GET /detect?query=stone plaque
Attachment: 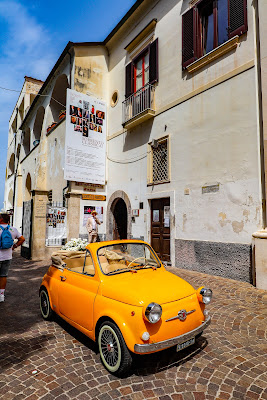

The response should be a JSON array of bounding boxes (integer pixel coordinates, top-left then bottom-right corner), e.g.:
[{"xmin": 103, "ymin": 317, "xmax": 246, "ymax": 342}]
[
  {"xmin": 35, "ymin": 198, "xmax": 47, "ymax": 218},
  {"xmin": 202, "ymin": 184, "xmax": 219, "ymax": 194}
]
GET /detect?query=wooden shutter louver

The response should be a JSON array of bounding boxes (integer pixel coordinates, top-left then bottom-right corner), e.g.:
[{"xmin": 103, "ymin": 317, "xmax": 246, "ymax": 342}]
[
  {"xmin": 229, "ymin": 0, "xmax": 247, "ymax": 39},
  {"xmin": 125, "ymin": 62, "xmax": 133, "ymax": 98},
  {"xmin": 182, "ymin": 7, "xmax": 197, "ymax": 69},
  {"xmin": 149, "ymin": 38, "xmax": 159, "ymax": 84}
]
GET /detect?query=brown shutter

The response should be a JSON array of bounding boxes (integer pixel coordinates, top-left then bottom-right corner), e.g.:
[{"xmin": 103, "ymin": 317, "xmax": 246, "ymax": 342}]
[
  {"xmin": 125, "ymin": 62, "xmax": 133, "ymax": 98},
  {"xmin": 228, "ymin": 0, "xmax": 247, "ymax": 39},
  {"xmin": 149, "ymin": 38, "xmax": 158, "ymax": 84},
  {"xmin": 182, "ymin": 7, "xmax": 197, "ymax": 69}
]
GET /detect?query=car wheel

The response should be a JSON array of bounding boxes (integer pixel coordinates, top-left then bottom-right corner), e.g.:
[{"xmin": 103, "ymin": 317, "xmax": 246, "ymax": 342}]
[
  {"xmin": 98, "ymin": 321, "xmax": 132, "ymax": 376},
  {"xmin": 40, "ymin": 288, "xmax": 53, "ymax": 320}
]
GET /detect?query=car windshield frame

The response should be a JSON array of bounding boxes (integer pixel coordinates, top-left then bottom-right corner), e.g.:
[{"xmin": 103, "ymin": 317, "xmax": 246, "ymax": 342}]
[{"xmin": 97, "ymin": 242, "xmax": 162, "ymax": 276}]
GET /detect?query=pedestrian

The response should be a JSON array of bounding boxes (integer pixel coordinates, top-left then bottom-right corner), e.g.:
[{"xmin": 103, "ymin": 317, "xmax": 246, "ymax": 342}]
[
  {"xmin": 0, "ymin": 213, "xmax": 25, "ymax": 302},
  {"xmin": 86, "ymin": 211, "xmax": 102, "ymax": 243}
]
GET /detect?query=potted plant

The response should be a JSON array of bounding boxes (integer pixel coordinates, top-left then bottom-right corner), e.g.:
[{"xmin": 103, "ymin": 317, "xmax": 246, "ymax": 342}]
[
  {"xmin": 59, "ymin": 110, "xmax": 66, "ymax": 120},
  {"xmin": 47, "ymin": 125, "xmax": 52, "ymax": 133},
  {"xmin": 50, "ymin": 121, "xmax": 57, "ymax": 129}
]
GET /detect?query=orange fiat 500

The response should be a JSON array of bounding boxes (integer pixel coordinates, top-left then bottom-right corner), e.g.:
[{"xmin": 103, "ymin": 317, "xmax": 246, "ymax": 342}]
[{"xmin": 40, "ymin": 240, "xmax": 212, "ymax": 376}]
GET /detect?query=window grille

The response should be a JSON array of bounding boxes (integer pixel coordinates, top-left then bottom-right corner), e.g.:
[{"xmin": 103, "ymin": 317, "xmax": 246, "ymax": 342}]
[
  {"xmin": 151, "ymin": 139, "xmax": 169, "ymax": 183},
  {"xmin": 48, "ymin": 190, "xmax": 53, "ymax": 203}
]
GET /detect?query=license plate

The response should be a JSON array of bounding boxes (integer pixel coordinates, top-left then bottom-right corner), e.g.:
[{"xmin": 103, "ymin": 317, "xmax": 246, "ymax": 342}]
[{"xmin": 176, "ymin": 337, "xmax": 195, "ymax": 352}]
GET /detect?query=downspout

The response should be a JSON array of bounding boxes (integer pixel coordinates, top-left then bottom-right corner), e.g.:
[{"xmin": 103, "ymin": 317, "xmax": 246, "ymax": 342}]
[
  {"xmin": 67, "ymin": 50, "xmax": 72, "ymax": 89},
  {"xmin": 12, "ymin": 107, "xmax": 19, "ymax": 225},
  {"xmin": 255, "ymin": 0, "xmax": 266, "ymax": 228}
]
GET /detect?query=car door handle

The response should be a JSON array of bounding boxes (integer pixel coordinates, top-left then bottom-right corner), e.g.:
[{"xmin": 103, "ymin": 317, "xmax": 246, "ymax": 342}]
[{"xmin": 60, "ymin": 275, "xmax": 67, "ymax": 281}]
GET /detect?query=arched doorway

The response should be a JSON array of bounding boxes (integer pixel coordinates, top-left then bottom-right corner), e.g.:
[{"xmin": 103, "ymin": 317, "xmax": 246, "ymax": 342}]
[
  {"xmin": 112, "ymin": 198, "xmax": 127, "ymax": 239},
  {"xmin": 106, "ymin": 191, "xmax": 132, "ymax": 240},
  {"xmin": 25, "ymin": 173, "xmax": 32, "ymax": 201}
]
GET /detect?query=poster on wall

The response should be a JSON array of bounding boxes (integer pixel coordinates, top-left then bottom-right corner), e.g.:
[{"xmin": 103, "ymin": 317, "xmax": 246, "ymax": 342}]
[
  {"xmin": 64, "ymin": 89, "xmax": 107, "ymax": 185},
  {"xmin": 83, "ymin": 206, "xmax": 104, "ymax": 226},
  {"xmin": 46, "ymin": 206, "xmax": 67, "ymax": 245}
]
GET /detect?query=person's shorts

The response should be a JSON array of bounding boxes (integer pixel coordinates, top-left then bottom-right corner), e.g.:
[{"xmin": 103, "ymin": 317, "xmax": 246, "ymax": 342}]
[{"xmin": 0, "ymin": 260, "xmax": 12, "ymax": 277}]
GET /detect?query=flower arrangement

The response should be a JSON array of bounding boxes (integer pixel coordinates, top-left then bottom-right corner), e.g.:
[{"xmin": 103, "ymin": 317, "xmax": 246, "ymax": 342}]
[{"xmin": 61, "ymin": 238, "xmax": 88, "ymax": 252}]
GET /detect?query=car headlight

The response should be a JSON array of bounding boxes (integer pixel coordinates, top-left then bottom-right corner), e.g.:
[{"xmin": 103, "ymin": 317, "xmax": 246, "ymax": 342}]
[
  {"xmin": 199, "ymin": 288, "xmax": 213, "ymax": 304},
  {"xmin": 144, "ymin": 302, "xmax": 162, "ymax": 323}
]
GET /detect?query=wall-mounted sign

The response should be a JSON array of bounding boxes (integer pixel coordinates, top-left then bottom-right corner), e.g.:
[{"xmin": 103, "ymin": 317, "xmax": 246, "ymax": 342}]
[
  {"xmin": 65, "ymin": 89, "xmax": 107, "ymax": 184},
  {"xmin": 202, "ymin": 184, "xmax": 219, "ymax": 194},
  {"xmin": 35, "ymin": 198, "xmax": 47, "ymax": 218},
  {"xmin": 82, "ymin": 194, "xmax": 106, "ymax": 201},
  {"xmin": 83, "ymin": 206, "xmax": 103, "ymax": 225},
  {"xmin": 132, "ymin": 209, "xmax": 139, "ymax": 217},
  {"xmin": 45, "ymin": 206, "xmax": 67, "ymax": 244},
  {"xmin": 75, "ymin": 182, "xmax": 104, "ymax": 189}
]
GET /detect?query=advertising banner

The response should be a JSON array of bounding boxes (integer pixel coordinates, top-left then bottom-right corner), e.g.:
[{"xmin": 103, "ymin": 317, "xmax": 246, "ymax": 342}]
[
  {"xmin": 64, "ymin": 89, "xmax": 107, "ymax": 184},
  {"xmin": 45, "ymin": 205, "xmax": 67, "ymax": 246}
]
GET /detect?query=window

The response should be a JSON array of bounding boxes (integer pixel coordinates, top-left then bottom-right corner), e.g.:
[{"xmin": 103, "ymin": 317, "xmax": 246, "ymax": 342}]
[
  {"xmin": 48, "ymin": 190, "xmax": 53, "ymax": 203},
  {"xmin": 182, "ymin": 0, "xmax": 248, "ymax": 69},
  {"xmin": 134, "ymin": 52, "xmax": 149, "ymax": 92},
  {"xmin": 148, "ymin": 138, "xmax": 169, "ymax": 185},
  {"xmin": 125, "ymin": 38, "xmax": 158, "ymax": 98}
]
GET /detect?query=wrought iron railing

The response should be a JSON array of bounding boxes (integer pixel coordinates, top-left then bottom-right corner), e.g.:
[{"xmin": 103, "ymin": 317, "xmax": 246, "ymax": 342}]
[{"xmin": 122, "ymin": 84, "xmax": 155, "ymax": 125}]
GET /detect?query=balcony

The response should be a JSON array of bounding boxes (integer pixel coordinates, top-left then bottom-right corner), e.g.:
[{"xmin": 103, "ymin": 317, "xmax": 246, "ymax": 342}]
[{"xmin": 122, "ymin": 84, "xmax": 155, "ymax": 129}]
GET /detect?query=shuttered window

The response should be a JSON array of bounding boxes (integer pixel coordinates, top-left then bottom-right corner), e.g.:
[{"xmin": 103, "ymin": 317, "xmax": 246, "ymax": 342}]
[
  {"xmin": 182, "ymin": 7, "xmax": 196, "ymax": 68},
  {"xmin": 229, "ymin": 0, "xmax": 247, "ymax": 38},
  {"xmin": 125, "ymin": 38, "xmax": 159, "ymax": 97},
  {"xmin": 182, "ymin": 0, "xmax": 247, "ymax": 69}
]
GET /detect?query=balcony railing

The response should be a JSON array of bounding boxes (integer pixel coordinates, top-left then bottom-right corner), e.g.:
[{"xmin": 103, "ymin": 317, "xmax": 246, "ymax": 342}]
[{"xmin": 122, "ymin": 84, "xmax": 155, "ymax": 126}]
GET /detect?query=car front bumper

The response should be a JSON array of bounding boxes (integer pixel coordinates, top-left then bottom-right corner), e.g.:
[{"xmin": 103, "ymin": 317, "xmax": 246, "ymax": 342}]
[{"xmin": 134, "ymin": 315, "xmax": 211, "ymax": 354}]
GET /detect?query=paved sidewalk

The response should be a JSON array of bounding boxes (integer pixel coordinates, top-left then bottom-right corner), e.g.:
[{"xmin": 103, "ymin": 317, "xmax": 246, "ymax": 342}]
[{"xmin": 0, "ymin": 252, "xmax": 267, "ymax": 400}]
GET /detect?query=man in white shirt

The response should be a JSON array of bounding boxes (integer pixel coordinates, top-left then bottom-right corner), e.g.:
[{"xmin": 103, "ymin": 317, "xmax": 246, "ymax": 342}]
[
  {"xmin": 86, "ymin": 211, "xmax": 102, "ymax": 243},
  {"xmin": 0, "ymin": 213, "xmax": 25, "ymax": 302}
]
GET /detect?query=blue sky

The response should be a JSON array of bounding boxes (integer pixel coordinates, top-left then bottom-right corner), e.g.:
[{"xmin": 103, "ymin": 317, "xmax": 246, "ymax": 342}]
[{"xmin": 0, "ymin": 0, "xmax": 136, "ymax": 210}]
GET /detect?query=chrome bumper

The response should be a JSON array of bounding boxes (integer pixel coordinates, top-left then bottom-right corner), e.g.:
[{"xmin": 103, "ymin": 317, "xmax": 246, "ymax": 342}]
[{"xmin": 134, "ymin": 315, "xmax": 211, "ymax": 354}]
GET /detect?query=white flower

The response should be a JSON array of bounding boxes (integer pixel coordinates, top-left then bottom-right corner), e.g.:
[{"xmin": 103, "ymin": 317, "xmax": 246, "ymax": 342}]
[{"xmin": 61, "ymin": 238, "xmax": 88, "ymax": 251}]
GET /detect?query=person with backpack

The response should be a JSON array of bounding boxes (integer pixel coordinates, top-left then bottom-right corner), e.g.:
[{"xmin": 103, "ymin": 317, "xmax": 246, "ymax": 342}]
[{"xmin": 0, "ymin": 213, "xmax": 25, "ymax": 302}]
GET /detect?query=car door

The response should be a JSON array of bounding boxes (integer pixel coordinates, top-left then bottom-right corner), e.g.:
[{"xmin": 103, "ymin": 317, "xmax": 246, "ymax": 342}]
[{"xmin": 57, "ymin": 250, "xmax": 99, "ymax": 331}]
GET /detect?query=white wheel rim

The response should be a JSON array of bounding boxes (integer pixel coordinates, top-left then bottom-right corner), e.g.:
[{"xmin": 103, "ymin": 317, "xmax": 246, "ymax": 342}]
[
  {"xmin": 40, "ymin": 290, "xmax": 50, "ymax": 319},
  {"xmin": 99, "ymin": 325, "xmax": 122, "ymax": 372}
]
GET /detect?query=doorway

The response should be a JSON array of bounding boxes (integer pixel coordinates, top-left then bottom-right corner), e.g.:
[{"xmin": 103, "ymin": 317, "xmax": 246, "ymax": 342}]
[
  {"xmin": 151, "ymin": 198, "xmax": 170, "ymax": 262},
  {"xmin": 112, "ymin": 198, "xmax": 128, "ymax": 239}
]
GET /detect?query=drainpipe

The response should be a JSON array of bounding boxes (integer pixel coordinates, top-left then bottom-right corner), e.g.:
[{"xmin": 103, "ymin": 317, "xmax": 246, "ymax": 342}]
[
  {"xmin": 255, "ymin": 0, "xmax": 266, "ymax": 228},
  {"xmin": 67, "ymin": 50, "xmax": 72, "ymax": 89},
  {"xmin": 11, "ymin": 107, "xmax": 19, "ymax": 225}
]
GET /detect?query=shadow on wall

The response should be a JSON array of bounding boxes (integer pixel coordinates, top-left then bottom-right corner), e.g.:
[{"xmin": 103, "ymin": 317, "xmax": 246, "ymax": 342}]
[{"xmin": 123, "ymin": 118, "xmax": 153, "ymax": 153}]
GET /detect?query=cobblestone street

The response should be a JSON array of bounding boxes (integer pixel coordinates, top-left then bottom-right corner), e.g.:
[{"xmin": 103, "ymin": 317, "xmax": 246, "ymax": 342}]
[{"xmin": 0, "ymin": 252, "xmax": 267, "ymax": 400}]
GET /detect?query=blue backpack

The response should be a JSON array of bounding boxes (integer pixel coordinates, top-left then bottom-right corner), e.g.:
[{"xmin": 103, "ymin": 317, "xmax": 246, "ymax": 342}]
[{"xmin": 0, "ymin": 225, "xmax": 14, "ymax": 249}]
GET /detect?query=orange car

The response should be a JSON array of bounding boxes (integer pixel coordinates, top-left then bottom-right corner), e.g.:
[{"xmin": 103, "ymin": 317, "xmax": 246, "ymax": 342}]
[{"xmin": 40, "ymin": 240, "xmax": 212, "ymax": 376}]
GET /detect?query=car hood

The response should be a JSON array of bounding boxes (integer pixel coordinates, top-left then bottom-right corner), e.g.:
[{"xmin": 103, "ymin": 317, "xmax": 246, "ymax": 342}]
[{"xmin": 100, "ymin": 268, "xmax": 195, "ymax": 306}]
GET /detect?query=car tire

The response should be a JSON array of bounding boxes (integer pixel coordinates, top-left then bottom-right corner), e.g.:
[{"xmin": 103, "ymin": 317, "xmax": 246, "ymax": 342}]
[
  {"xmin": 40, "ymin": 288, "xmax": 53, "ymax": 320},
  {"xmin": 98, "ymin": 321, "xmax": 132, "ymax": 376}
]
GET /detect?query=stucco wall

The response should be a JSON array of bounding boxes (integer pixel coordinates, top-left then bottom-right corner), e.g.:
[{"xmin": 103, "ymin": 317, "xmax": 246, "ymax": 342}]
[
  {"xmin": 46, "ymin": 120, "xmax": 67, "ymax": 201},
  {"xmin": 74, "ymin": 46, "xmax": 109, "ymax": 100},
  {"xmin": 106, "ymin": 0, "xmax": 261, "ymax": 277}
]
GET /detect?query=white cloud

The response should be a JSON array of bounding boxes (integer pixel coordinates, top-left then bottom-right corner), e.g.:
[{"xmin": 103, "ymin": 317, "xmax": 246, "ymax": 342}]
[{"xmin": 0, "ymin": 1, "xmax": 58, "ymax": 205}]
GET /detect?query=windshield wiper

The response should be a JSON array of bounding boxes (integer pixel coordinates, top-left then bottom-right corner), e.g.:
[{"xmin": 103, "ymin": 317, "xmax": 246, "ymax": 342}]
[
  {"xmin": 131, "ymin": 264, "xmax": 158, "ymax": 271},
  {"xmin": 106, "ymin": 267, "xmax": 137, "ymax": 275}
]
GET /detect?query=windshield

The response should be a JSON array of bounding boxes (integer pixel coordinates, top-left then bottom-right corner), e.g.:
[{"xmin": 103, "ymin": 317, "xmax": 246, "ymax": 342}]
[{"xmin": 97, "ymin": 243, "xmax": 161, "ymax": 275}]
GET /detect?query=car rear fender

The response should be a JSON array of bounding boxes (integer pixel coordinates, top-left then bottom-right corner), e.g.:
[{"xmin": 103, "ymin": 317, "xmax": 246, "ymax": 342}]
[{"xmin": 40, "ymin": 276, "xmax": 58, "ymax": 312}]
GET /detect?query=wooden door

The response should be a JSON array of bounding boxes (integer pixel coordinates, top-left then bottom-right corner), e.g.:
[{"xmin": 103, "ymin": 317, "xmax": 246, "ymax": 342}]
[{"xmin": 151, "ymin": 198, "xmax": 170, "ymax": 262}]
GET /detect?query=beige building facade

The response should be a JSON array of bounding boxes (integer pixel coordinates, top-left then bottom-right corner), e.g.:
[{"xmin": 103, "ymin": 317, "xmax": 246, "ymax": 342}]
[{"xmin": 4, "ymin": 0, "xmax": 267, "ymax": 287}]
